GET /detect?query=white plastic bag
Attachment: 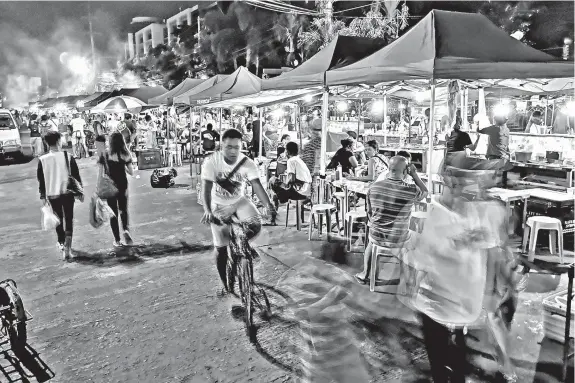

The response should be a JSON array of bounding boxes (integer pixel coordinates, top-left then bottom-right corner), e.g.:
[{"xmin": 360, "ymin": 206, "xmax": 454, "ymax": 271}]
[{"xmin": 41, "ymin": 204, "xmax": 60, "ymax": 231}]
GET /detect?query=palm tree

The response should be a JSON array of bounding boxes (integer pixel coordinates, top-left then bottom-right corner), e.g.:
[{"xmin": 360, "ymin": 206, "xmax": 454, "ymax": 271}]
[
  {"xmin": 273, "ymin": 13, "xmax": 309, "ymax": 66},
  {"xmin": 339, "ymin": 0, "xmax": 409, "ymax": 42}
]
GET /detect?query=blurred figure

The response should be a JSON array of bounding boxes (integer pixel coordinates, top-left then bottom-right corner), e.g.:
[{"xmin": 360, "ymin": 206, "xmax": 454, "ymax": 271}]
[
  {"xmin": 28, "ymin": 113, "xmax": 43, "ymax": 157},
  {"xmin": 70, "ymin": 113, "xmax": 88, "ymax": 157},
  {"xmin": 398, "ymin": 152, "xmax": 516, "ymax": 382},
  {"xmin": 93, "ymin": 114, "xmax": 107, "ymax": 158},
  {"xmin": 525, "ymin": 110, "xmax": 545, "ymax": 134}
]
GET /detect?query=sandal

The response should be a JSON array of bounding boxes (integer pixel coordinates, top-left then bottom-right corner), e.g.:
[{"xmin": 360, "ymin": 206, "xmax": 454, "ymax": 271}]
[{"xmin": 355, "ymin": 274, "xmax": 369, "ymax": 285}]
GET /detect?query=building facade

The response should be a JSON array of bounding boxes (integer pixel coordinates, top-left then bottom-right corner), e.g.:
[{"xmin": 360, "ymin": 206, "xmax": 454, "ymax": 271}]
[{"xmin": 125, "ymin": 2, "xmax": 217, "ymax": 60}]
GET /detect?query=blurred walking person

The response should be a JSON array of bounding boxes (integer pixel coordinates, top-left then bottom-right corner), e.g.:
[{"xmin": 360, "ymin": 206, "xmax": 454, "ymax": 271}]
[
  {"xmin": 93, "ymin": 114, "xmax": 107, "ymax": 157},
  {"xmin": 99, "ymin": 132, "xmax": 134, "ymax": 247},
  {"xmin": 37, "ymin": 131, "xmax": 83, "ymax": 261},
  {"xmin": 28, "ymin": 113, "xmax": 43, "ymax": 157}
]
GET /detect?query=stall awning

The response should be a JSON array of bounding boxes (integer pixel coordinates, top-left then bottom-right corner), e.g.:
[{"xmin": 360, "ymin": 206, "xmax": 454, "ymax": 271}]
[
  {"xmin": 176, "ymin": 67, "xmax": 261, "ymax": 107},
  {"xmin": 148, "ymin": 78, "xmax": 207, "ymax": 105},
  {"xmin": 327, "ymin": 10, "xmax": 574, "ymax": 85},
  {"xmin": 205, "ymin": 89, "xmax": 322, "ymax": 109},
  {"xmin": 173, "ymin": 75, "xmax": 229, "ymax": 105},
  {"xmin": 262, "ymin": 35, "xmax": 384, "ymax": 91},
  {"xmin": 123, "ymin": 86, "xmax": 168, "ymax": 103}
]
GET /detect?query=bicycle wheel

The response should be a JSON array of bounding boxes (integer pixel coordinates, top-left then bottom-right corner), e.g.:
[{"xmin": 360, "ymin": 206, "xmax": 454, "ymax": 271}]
[{"xmin": 240, "ymin": 257, "xmax": 254, "ymax": 339}]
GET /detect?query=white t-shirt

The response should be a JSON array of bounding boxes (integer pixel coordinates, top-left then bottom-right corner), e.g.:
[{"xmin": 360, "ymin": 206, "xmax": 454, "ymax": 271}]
[
  {"xmin": 70, "ymin": 118, "xmax": 86, "ymax": 132},
  {"xmin": 287, "ymin": 156, "xmax": 312, "ymax": 194},
  {"xmin": 201, "ymin": 152, "xmax": 260, "ymax": 206}
]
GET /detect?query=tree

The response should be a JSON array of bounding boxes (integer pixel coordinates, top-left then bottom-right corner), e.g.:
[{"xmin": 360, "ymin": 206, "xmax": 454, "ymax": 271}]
[
  {"xmin": 273, "ymin": 13, "xmax": 310, "ymax": 66},
  {"xmin": 339, "ymin": 0, "xmax": 409, "ymax": 42},
  {"xmin": 298, "ymin": 16, "xmax": 346, "ymax": 59},
  {"xmin": 478, "ymin": 1, "xmax": 544, "ymax": 46}
]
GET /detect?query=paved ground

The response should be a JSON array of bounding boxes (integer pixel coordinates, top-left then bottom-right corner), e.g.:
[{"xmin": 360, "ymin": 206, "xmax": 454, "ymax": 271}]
[{"xmin": 0, "ymin": 156, "xmax": 572, "ymax": 383}]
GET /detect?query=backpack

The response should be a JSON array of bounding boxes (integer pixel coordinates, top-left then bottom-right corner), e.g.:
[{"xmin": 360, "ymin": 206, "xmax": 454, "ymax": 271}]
[{"xmin": 150, "ymin": 168, "xmax": 178, "ymax": 188}]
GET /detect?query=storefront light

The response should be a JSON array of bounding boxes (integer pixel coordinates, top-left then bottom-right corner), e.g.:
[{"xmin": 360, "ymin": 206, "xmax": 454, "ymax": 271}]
[
  {"xmin": 562, "ymin": 100, "xmax": 575, "ymax": 116},
  {"xmin": 372, "ymin": 100, "xmax": 384, "ymax": 114},
  {"xmin": 415, "ymin": 92, "xmax": 426, "ymax": 103},
  {"xmin": 272, "ymin": 108, "xmax": 284, "ymax": 119},
  {"xmin": 337, "ymin": 101, "xmax": 348, "ymax": 112},
  {"xmin": 304, "ymin": 94, "xmax": 314, "ymax": 102},
  {"xmin": 493, "ymin": 103, "xmax": 510, "ymax": 118}
]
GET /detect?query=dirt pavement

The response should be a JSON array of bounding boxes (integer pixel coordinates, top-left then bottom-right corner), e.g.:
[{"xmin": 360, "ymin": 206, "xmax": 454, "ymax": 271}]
[{"xmin": 0, "ymin": 157, "xmax": 572, "ymax": 383}]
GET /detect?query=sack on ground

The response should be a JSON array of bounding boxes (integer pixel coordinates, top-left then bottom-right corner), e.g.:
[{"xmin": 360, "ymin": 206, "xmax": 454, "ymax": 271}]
[
  {"xmin": 41, "ymin": 204, "xmax": 60, "ymax": 230},
  {"xmin": 150, "ymin": 168, "xmax": 177, "ymax": 188}
]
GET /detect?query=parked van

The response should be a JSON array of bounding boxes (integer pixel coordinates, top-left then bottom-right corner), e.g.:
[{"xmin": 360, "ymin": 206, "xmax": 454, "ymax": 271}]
[{"xmin": 0, "ymin": 109, "xmax": 26, "ymax": 160}]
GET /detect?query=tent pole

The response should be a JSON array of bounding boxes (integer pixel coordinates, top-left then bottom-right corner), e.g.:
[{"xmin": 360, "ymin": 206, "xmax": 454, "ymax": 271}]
[
  {"xmin": 460, "ymin": 87, "xmax": 465, "ymax": 129},
  {"xmin": 427, "ymin": 80, "xmax": 436, "ymax": 193},
  {"xmin": 320, "ymin": 89, "xmax": 329, "ymax": 175},
  {"xmin": 551, "ymin": 98, "xmax": 556, "ymax": 128},
  {"xmin": 544, "ymin": 96, "xmax": 549, "ymax": 127},
  {"xmin": 219, "ymin": 108, "xmax": 223, "ymax": 131},
  {"xmin": 166, "ymin": 107, "xmax": 170, "ymax": 165},
  {"xmin": 296, "ymin": 103, "xmax": 303, "ymax": 150},
  {"xmin": 464, "ymin": 88, "xmax": 469, "ymax": 130},
  {"xmin": 258, "ymin": 108, "xmax": 263, "ymax": 158},
  {"xmin": 383, "ymin": 94, "xmax": 388, "ymax": 146},
  {"xmin": 357, "ymin": 99, "xmax": 362, "ymax": 139},
  {"xmin": 189, "ymin": 107, "xmax": 193, "ymax": 173}
]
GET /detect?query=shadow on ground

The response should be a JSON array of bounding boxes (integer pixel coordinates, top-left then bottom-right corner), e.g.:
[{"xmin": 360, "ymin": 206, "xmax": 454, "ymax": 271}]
[
  {"xmin": 0, "ymin": 340, "xmax": 55, "ymax": 383},
  {"xmin": 70, "ymin": 240, "xmax": 212, "ymax": 267}
]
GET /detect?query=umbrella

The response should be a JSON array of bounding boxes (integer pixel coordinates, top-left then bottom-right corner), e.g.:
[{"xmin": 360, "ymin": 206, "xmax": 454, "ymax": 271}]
[{"xmin": 91, "ymin": 96, "xmax": 147, "ymax": 114}]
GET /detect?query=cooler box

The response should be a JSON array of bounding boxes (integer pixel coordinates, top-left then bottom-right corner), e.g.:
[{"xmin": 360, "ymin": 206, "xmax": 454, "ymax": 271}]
[
  {"xmin": 543, "ymin": 289, "xmax": 574, "ymax": 343},
  {"xmin": 137, "ymin": 149, "xmax": 163, "ymax": 170}
]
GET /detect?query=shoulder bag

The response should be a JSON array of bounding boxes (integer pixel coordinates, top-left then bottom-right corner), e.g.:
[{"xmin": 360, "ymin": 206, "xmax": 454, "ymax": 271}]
[
  {"xmin": 216, "ymin": 157, "xmax": 248, "ymax": 194},
  {"xmin": 96, "ymin": 153, "xmax": 119, "ymax": 199},
  {"xmin": 64, "ymin": 151, "xmax": 84, "ymax": 197}
]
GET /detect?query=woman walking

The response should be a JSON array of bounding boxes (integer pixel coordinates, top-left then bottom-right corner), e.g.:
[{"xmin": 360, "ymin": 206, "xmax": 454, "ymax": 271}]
[
  {"xmin": 100, "ymin": 132, "xmax": 134, "ymax": 247},
  {"xmin": 37, "ymin": 131, "xmax": 83, "ymax": 260}
]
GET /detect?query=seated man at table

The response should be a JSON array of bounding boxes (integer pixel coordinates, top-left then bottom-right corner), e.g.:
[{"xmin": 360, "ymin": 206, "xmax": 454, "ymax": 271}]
[
  {"xmin": 269, "ymin": 142, "xmax": 312, "ymax": 210},
  {"xmin": 355, "ymin": 156, "xmax": 427, "ymax": 291}
]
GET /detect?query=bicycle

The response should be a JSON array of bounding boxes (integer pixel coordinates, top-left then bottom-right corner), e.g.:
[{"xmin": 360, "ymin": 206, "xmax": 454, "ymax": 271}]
[
  {"xmin": 72, "ymin": 130, "xmax": 86, "ymax": 159},
  {"xmin": 213, "ymin": 214, "xmax": 273, "ymax": 340},
  {"xmin": 0, "ymin": 279, "xmax": 29, "ymax": 352}
]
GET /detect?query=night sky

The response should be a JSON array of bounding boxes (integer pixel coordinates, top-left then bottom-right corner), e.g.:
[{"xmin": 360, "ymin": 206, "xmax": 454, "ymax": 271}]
[{"xmin": 0, "ymin": 1, "xmax": 572, "ymax": 103}]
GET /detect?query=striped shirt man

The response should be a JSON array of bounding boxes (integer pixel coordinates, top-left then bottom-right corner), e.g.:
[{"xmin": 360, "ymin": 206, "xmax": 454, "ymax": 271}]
[{"xmin": 368, "ymin": 178, "xmax": 425, "ymax": 248}]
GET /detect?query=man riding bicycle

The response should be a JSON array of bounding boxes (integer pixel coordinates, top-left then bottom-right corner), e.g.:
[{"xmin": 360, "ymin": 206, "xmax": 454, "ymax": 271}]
[
  {"xmin": 201, "ymin": 128, "xmax": 276, "ymax": 295},
  {"xmin": 70, "ymin": 113, "xmax": 88, "ymax": 158}
]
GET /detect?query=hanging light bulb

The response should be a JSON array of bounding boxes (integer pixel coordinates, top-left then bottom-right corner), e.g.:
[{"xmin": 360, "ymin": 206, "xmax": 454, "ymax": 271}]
[
  {"xmin": 562, "ymin": 100, "xmax": 575, "ymax": 116},
  {"xmin": 304, "ymin": 94, "xmax": 314, "ymax": 102},
  {"xmin": 415, "ymin": 92, "xmax": 426, "ymax": 103},
  {"xmin": 337, "ymin": 101, "xmax": 348, "ymax": 112}
]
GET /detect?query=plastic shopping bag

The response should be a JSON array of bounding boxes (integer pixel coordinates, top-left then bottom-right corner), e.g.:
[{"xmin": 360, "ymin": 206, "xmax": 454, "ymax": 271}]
[
  {"xmin": 89, "ymin": 194, "xmax": 116, "ymax": 228},
  {"xmin": 41, "ymin": 204, "xmax": 60, "ymax": 231}
]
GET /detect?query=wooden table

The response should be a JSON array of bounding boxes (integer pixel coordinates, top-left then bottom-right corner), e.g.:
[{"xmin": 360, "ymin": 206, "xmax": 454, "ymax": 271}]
[{"xmin": 518, "ymin": 257, "xmax": 574, "ymax": 381}]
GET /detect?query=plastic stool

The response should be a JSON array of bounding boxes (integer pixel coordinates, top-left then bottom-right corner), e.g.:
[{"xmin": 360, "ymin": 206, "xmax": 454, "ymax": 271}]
[
  {"xmin": 308, "ymin": 204, "xmax": 337, "ymax": 241},
  {"xmin": 345, "ymin": 210, "xmax": 367, "ymax": 252},
  {"xmin": 522, "ymin": 216, "xmax": 564, "ymax": 263},
  {"xmin": 285, "ymin": 199, "xmax": 307, "ymax": 231},
  {"xmin": 369, "ymin": 243, "xmax": 400, "ymax": 293}
]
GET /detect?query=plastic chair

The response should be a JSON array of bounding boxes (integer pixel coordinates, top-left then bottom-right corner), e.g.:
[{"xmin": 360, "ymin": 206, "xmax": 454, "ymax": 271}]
[{"xmin": 522, "ymin": 216, "xmax": 564, "ymax": 263}]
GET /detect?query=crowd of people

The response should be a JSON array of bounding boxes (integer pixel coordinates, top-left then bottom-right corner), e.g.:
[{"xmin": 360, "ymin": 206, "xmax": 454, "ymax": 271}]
[{"xmin": 28, "ymin": 101, "xmax": 522, "ymax": 382}]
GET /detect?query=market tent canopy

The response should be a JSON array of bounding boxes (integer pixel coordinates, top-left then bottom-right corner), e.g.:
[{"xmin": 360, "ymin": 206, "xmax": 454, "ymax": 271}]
[
  {"xmin": 148, "ymin": 78, "xmax": 207, "ymax": 105},
  {"xmin": 205, "ymin": 89, "xmax": 321, "ymax": 109},
  {"xmin": 177, "ymin": 67, "xmax": 261, "ymax": 107},
  {"xmin": 262, "ymin": 35, "xmax": 385, "ymax": 91},
  {"xmin": 123, "ymin": 86, "xmax": 167, "ymax": 103},
  {"xmin": 83, "ymin": 91, "xmax": 114, "ymax": 108},
  {"xmin": 326, "ymin": 10, "xmax": 574, "ymax": 85},
  {"xmin": 173, "ymin": 74, "xmax": 229, "ymax": 105}
]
